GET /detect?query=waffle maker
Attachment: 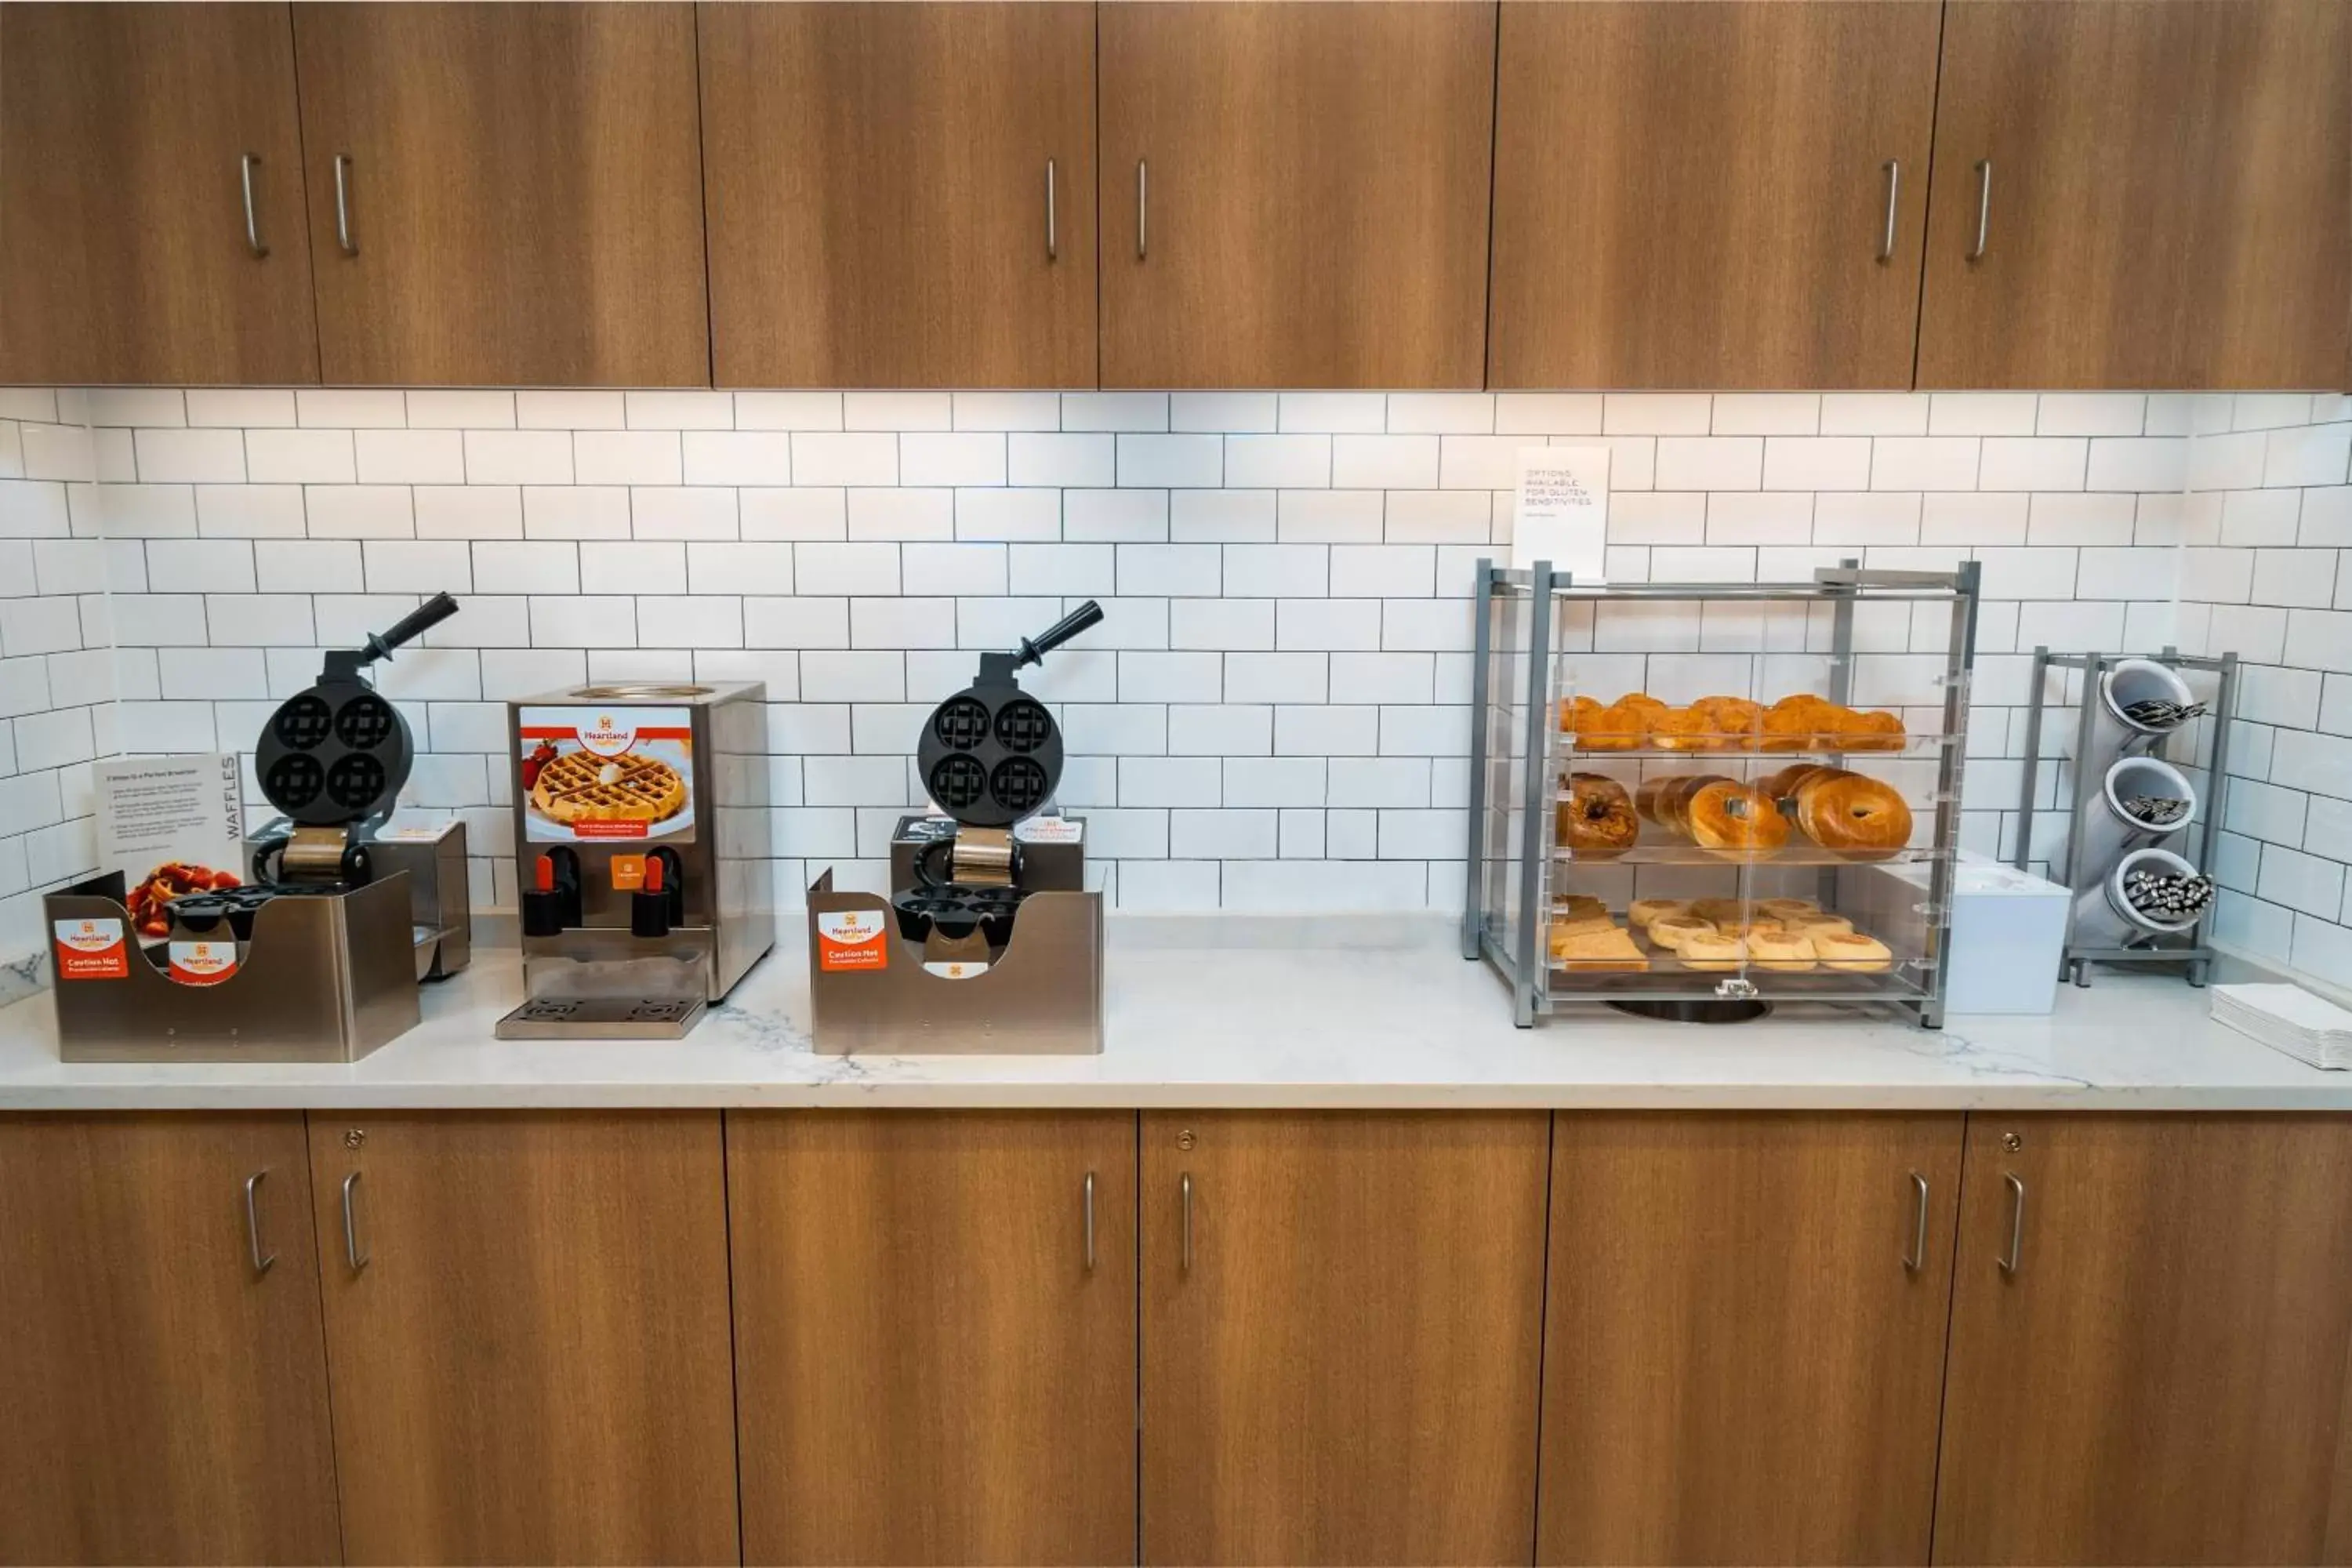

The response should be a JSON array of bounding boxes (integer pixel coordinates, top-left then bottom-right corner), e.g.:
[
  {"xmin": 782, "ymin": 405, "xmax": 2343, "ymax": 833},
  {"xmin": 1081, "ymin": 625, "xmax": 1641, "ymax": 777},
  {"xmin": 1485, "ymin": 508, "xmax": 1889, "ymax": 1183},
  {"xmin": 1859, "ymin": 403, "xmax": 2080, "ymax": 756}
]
[
  {"xmin": 249, "ymin": 592, "xmax": 458, "ymax": 889},
  {"xmin": 42, "ymin": 594, "xmax": 465, "ymax": 1061},
  {"xmin": 894, "ymin": 601, "xmax": 1103, "ymax": 951}
]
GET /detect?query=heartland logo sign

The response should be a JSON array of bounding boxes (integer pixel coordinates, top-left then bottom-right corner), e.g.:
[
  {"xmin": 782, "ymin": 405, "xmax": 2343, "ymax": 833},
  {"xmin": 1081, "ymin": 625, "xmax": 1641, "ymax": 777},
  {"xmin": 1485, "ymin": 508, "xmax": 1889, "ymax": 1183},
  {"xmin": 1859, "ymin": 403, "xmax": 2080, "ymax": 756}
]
[
  {"xmin": 53, "ymin": 917, "xmax": 129, "ymax": 980},
  {"xmin": 576, "ymin": 714, "xmax": 639, "ymax": 757},
  {"xmin": 815, "ymin": 909, "xmax": 889, "ymax": 971}
]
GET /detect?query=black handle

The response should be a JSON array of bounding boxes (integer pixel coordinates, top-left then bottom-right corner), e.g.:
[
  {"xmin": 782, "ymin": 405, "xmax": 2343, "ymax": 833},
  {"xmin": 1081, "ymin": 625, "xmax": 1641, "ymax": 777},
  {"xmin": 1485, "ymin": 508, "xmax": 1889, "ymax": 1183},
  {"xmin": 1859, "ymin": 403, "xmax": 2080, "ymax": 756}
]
[
  {"xmin": 366, "ymin": 592, "xmax": 459, "ymax": 662},
  {"xmin": 1018, "ymin": 601, "xmax": 1104, "ymax": 667}
]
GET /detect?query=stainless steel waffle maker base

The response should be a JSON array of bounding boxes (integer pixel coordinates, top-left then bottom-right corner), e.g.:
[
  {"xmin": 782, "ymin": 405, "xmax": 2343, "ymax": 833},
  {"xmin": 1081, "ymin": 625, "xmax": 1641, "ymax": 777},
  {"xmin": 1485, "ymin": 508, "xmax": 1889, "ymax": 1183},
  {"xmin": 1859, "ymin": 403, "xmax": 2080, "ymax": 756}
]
[{"xmin": 46, "ymin": 597, "xmax": 469, "ymax": 1062}]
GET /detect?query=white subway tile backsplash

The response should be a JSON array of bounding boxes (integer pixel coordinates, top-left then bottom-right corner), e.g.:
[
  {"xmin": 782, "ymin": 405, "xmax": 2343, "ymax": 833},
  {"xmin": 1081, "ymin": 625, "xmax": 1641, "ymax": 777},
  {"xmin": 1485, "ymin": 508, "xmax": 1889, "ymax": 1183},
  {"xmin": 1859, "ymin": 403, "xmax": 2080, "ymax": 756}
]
[
  {"xmin": 1333, "ymin": 434, "xmax": 1438, "ymax": 489},
  {"xmin": 847, "ymin": 488, "xmax": 953, "ymax": 542},
  {"xmin": 245, "ymin": 429, "xmax": 354, "ymax": 484},
  {"xmin": 631, "ymin": 487, "xmax": 739, "ymax": 541},
  {"xmin": 793, "ymin": 432, "xmax": 897, "ymax": 487},
  {"xmin": 1929, "ymin": 393, "xmax": 2038, "ymax": 436},
  {"xmin": 43, "ymin": 383, "xmax": 2336, "ymax": 944}
]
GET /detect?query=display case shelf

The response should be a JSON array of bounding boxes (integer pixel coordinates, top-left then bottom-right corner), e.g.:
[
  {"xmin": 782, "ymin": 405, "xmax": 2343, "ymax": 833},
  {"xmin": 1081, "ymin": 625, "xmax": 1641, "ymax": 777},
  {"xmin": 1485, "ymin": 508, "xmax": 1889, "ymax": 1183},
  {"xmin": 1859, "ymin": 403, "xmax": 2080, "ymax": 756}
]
[
  {"xmin": 1552, "ymin": 844, "xmax": 1947, "ymax": 869},
  {"xmin": 1465, "ymin": 561, "xmax": 1980, "ymax": 1030}
]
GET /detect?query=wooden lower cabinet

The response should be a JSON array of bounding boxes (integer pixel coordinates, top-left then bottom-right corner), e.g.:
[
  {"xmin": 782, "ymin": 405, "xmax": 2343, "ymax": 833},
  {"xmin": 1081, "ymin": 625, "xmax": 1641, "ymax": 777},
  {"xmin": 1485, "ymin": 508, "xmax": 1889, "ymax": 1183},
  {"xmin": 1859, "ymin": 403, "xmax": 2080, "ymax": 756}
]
[
  {"xmin": 1935, "ymin": 1113, "xmax": 2352, "ymax": 1566},
  {"xmin": 1140, "ymin": 1110, "xmax": 1550, "ymax": 1566},
  {"xmin": 306, "ymin": 1111, "xmax": 738, "ymax": 1566},
  {"xmin": 1538, "ymin": 1112, "xmax": 1964, "ymax": 1566},
  {"xmin": 0, "ymin": 1113, "xmax": 340, "ymax": 1566},
  {"xmin": 727, "ymin": 1110, "xmax": 1138, "ymax": 1566}
]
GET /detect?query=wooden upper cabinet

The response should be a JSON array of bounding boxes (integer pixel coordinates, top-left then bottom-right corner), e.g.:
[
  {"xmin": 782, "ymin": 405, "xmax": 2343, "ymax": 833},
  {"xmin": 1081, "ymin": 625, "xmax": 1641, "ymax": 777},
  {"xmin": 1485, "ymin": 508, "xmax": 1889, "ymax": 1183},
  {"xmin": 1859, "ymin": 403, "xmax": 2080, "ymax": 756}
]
[
  {"xmin": 291, "ymin": 3, "xmax": 710, "ymax": 387},
  {"xmin": 1918, "ymin": 0, "xmax": 2352, "ymax": 390},
  {"xmin": 307, "ymin": 1112, "xmax": 739, "ymax": 1566},
  {"xmin": 700, "ymin": 3, "xmax": 1097, "ymax": 389},
  {"xmin": 728, "ymin": 1111, "xmax": 1137, "ymax": 1566},
  {"xmin": 1490, "ymin": 2, "xmax": 1940, "ymax": 390},
  {"xmin": 0, "ymin": 3, "xmax": 319, "ymax": 387},
  {"xmin": 0, "ymin": 1114, "xmax": 340, "ymax": 1566},
  {"xmin": 1141, "ymin": 1111, "xmax": 1549, "ymax": 1566},
  {"xmin": 1936, "ymin": 1114, "xmax": 2352, "ymax": 1565},
  {"xmin": 1538, "ymin": 1113, "xmax": 1964, "ymax": 1566},
  {"xmin": 1098, "ymin": 3, "xmax": 1497, "ymax": 389}
]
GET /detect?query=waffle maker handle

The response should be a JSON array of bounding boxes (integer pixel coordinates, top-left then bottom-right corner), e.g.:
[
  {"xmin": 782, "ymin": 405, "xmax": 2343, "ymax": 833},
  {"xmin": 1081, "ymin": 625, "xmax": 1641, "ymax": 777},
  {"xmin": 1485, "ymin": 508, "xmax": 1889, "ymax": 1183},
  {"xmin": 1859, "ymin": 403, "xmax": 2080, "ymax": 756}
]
[
  {"xmin": 1018, "ymin": 600, "xmax": 1102, "ymax": 669},
  {"xmin": 321, "ymin": 591, "xmax": 459, "ymax": 682}
]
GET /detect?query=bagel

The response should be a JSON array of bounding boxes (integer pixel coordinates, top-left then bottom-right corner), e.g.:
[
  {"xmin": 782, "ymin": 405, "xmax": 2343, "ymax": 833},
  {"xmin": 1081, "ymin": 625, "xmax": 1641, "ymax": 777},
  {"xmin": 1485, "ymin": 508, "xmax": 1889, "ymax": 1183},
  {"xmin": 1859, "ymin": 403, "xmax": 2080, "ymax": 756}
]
[
  {"xmin": 1760, "ymin": 761, "xmax": 1834, "ymax": 801},
  {"xmin": 1558, "ymin": 694, "xmax": 1602, "ymax": 735},
  {"xmin": 1795, "ymin": 770, "xmax": 1913, "ymax": 856},
  {"xmin": 1693, "ymin": 695, "xmax": 1765, "ymax": 745},
  {"xmin": 1577, "ymin": 702, "xmax": 1649, "ymax": 752},
  {"xmin": 1690, "ymin": 897, "xmax": 1755, "ymax": 927},
  {"xmin": 1655, "ymin": 773, "xmax": 1735, "ymax": 837},
  {"xmin": 1759, "ymin": 897, "xmax": 1819, "ymax": 921},
  {"xmin": 1838, "ymin": 707, "xmax": 1907, "ymax": 753},
  {"xmin": 1686, "ymin": 780, "xmax": 1791, "ymax": 853},
  {"xmin": 1648, "ymin": 706, "xmax": 1721, "ymax": 752},
  {"xmin": 1761, "ymin": 695, "xmax": 1835, "ymax": 752},
  {"xmin": 1634, "ymin": 775, "xmax": 1679, "ymax": 825},
  {"xmin": 1557, "ymin": 772, "xmax": 1639, "ymax": 858}
]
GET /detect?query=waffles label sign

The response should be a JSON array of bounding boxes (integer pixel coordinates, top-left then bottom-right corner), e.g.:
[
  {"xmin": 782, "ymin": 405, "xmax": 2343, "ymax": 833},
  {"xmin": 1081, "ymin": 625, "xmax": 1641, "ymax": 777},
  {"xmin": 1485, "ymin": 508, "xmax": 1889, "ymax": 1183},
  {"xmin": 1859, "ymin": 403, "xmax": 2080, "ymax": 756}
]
[{"xmin": 518, "ymin": 706, "xmax": 697, "ymax": 845}]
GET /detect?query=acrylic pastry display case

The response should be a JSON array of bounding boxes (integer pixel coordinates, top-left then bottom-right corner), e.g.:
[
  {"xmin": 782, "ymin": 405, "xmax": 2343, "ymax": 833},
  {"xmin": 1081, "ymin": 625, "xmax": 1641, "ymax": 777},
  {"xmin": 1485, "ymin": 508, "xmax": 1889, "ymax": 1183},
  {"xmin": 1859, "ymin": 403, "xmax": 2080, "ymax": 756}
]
[{"xmin": 1464, "ymin": 561, "xmax": 1980, "ymax": 1028}]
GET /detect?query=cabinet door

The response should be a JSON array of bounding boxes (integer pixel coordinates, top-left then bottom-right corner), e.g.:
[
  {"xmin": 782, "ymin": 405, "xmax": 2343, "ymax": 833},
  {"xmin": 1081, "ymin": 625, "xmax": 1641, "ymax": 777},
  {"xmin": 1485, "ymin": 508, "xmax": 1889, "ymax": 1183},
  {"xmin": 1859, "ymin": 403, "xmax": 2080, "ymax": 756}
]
[
  {"xmin": 1490, "ymin": 2, "xmax": 1938, "ymax": 390},
  {"xmin": 700, "ymin": 3, "xmax": 1096, "ymax": 390},
  {"xmin": 1918, "ymin": 1, "xmax": 2352, "ymax": 390},
  {"xmin": 0, "ymin": 1113, "xmax": 339, "ymax": 1566},
  {"xmin": 292, "ymin": 2, "xmax": 709, "ymax": 387},
  {"xmin": 1099, "ymin": 3, "xmax": 1496, "ymax": 389},
  {"xmin": 1141, "ymin": 1111, "xmax": 1548, "ymax": 1565},
  {"xmin": 1537, "ymin": 1113, "xmax": 1962, "ymax": 1566},
  {"xmin": 0, "ymin": 3, "xmax": 318, "ymax": 386},
  {"xmin": 308, "ymin": 1112, "xmax": 737, "ymax": 1566},
  {"xmin": 1936, "ymin": 1114, "xmax": 2352, "ymax": 1565},
  {"xmin": 728, "ymin": 1111, "xmax": 1136, "ymax": 1566}
]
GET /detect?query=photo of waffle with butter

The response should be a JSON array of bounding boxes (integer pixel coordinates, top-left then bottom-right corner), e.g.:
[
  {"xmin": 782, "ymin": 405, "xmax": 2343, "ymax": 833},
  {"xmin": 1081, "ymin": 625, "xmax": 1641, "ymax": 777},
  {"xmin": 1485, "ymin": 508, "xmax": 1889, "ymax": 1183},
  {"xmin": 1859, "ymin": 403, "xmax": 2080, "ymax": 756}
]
[{"xmin": 528, "ymin": 747, "xmax": 688, "ymax": 826}]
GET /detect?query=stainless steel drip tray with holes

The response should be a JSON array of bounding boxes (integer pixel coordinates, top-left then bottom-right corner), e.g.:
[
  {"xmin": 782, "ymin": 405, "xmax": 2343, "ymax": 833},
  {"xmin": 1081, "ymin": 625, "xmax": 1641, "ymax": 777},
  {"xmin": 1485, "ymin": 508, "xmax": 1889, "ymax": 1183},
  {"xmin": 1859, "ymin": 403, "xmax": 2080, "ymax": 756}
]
[{"xmin": 493, "ymin": 996, "xmax": 707, "ymax": 1040}]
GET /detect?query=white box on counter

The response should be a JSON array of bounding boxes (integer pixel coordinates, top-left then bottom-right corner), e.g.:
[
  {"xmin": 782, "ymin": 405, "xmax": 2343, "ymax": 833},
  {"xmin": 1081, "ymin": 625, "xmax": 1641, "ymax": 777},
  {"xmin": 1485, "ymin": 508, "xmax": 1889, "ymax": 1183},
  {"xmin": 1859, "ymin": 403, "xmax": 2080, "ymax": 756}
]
[{"xmin": 1880, "ymin": 851, "xmax": 2071, "ymax": 1015}]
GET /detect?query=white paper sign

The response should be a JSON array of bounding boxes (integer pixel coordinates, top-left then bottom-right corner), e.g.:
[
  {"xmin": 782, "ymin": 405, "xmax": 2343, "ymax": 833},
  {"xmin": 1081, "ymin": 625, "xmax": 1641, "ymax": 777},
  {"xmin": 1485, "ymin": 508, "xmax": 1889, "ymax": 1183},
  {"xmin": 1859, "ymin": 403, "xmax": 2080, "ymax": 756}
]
[{"xmin": 1510, "ymin": 445, "xmax": 1610, "ymax": 583}]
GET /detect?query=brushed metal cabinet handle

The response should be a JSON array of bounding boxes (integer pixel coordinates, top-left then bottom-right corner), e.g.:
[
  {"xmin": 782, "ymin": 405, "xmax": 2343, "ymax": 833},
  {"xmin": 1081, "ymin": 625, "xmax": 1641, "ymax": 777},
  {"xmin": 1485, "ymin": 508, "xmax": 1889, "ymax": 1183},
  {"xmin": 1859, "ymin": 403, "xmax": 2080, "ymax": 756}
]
[
  {"xmin": 1046, "ymin": 158, "xmax": 1058, "ymax": 262},
  {"xmin": 243, "ymin": 1171, "xmax": 276, "ymax": 1275},
  {"xmin": 1877, "ymin": 159, "xmax": 1900, "ymax": 263},
  {"xmin": 1902, "ymin": 1170, "xmax": 1929, "ymax": 1272},
  {"xmin": 239, "ymin": 154, "xmax": 269, "ymax": 258},
  {"xmin": 332, "ymin": 153, "xmax": 358, "ymax": 256},
  {"xmin": 1136, "ymin": 159, "xmax": 1148, "ymax": 260},
  {"xmin": 1969, "ymin": 159, "xmax": 1992, "ymax": 261},
  {"xmin": 1998, "ymin": 1172, "xmax": 2025, "ymax": 1275},
  {"xmin": 340, "ymin": 1170, "xmax": 368, "ymax": 1271},
  {"xmin": 1082, "ymin": 1169, "xmax": 1095, "ymax": 1271},
  {"xmin": 1178, "ymin": 1170, "xmax": 1191, "ymax": 1272}
]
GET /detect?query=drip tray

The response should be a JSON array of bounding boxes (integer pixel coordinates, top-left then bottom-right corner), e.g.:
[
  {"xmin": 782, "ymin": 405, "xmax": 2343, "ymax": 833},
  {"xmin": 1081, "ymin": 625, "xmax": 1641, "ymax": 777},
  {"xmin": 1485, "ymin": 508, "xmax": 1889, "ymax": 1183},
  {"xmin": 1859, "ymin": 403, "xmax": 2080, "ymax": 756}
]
[{"xmin": 494, "ymin": 996, "xmax": 707, "ymax": 1040}]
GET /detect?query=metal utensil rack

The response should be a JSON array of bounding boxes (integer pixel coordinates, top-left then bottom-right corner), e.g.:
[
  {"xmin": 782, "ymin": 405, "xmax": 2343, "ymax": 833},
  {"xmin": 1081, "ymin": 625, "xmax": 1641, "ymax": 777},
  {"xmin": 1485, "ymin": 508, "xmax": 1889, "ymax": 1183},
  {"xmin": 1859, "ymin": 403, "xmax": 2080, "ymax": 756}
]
[
  {"xmin": 2013, "ymin": 646, "xmax": 2238, "ymax": 988},
  {"xmin": 1463, "ymin": 560, "xmax": 1980, "ymax": 1029}
]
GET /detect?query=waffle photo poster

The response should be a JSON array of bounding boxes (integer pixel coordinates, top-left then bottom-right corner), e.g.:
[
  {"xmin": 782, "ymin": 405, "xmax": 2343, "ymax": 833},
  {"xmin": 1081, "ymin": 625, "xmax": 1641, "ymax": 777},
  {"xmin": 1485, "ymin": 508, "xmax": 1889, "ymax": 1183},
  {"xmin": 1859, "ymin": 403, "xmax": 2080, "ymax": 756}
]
[{"xmin": 517, "ymin": 707, "xmax": 698, "ymax": 844}]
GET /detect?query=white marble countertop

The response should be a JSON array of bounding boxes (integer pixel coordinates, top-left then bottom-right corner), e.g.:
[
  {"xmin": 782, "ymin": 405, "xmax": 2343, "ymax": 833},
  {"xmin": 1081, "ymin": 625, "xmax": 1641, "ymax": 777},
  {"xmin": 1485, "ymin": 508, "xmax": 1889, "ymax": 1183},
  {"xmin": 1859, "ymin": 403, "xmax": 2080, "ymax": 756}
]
[{"xmin": 0, "ymin": 917, "xmax": 2344, "ymax": 1111}]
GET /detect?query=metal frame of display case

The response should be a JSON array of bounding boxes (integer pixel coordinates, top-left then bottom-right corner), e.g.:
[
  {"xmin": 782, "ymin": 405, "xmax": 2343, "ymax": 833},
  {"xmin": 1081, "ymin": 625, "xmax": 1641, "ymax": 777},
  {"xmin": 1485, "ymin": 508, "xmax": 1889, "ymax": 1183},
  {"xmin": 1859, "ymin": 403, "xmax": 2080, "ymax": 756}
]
[
  {"xmin": 1463, "ymin": 559, "xmax": 1981, "ymax": 1029},
  {"xmin": 2013, "ymin": 646, "xmax": 2238, "ymax": 988}
]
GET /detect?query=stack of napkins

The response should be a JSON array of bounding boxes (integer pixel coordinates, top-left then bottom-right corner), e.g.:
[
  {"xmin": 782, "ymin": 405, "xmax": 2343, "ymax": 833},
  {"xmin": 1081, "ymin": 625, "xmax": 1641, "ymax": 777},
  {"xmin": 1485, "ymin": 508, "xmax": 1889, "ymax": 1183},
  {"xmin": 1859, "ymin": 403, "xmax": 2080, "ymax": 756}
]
[{"xmin": 2212, "ymin": 983, "xmax": 2352, "ymax": 1070}]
